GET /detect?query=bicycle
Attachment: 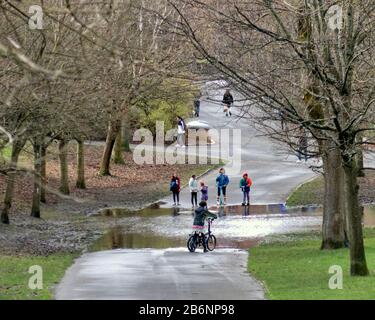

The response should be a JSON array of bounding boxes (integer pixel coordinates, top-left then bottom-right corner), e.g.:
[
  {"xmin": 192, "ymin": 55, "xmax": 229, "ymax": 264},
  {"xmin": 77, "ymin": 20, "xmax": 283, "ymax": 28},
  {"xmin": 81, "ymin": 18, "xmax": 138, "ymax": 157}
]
[{"xmin": 187, "ymin": 218, "xmax": 217, "ymax": 252}]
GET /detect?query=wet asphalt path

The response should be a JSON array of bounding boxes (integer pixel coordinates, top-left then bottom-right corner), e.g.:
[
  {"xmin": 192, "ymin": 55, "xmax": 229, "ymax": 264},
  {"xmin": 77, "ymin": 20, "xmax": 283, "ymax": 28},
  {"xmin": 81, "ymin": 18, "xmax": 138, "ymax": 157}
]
[
  {"xmin": 55, "ymin": 82, "xmax": 318, "ymax": 300},
  {"xmin": 161, "ymin": 82, "xmax": 317, "ymax": 207}
]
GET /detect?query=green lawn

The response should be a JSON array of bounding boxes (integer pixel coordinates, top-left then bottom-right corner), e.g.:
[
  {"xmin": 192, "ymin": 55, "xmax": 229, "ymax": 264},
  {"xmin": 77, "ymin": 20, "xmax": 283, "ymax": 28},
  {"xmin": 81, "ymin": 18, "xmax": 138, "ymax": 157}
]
[
  {"xmin": 286, "ymin": 176, "xmax": 324, "ymax": 207},
  {"xmin": 0, "ymin": 254, "xmax": 76, "ymax": 300},
  {"xmin": 248, "ymin": 229, "xmax": 375, "ymax": 300}
]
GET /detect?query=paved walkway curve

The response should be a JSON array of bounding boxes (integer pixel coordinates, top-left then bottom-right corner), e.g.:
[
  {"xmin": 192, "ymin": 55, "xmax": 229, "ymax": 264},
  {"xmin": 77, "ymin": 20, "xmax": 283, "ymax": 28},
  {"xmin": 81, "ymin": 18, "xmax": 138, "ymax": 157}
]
[{"xmin": 55, "ymin": 82, "xmax": 316, "ymax": 300}]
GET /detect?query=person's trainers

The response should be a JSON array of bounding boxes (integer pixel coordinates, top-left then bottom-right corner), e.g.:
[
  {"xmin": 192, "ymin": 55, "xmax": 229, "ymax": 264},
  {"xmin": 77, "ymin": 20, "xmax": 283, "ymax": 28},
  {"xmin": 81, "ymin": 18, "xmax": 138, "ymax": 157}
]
[{"xmin": 242, "ymin": 203, "xmax": 246, "ymax": 206}]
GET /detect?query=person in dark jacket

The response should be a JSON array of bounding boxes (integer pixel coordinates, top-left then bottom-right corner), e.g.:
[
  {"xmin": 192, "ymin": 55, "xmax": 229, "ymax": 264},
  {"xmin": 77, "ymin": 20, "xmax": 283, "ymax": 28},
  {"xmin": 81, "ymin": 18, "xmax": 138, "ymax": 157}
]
[
  {"xmin": 222, "ymin": 89, "xmax": 234, "ymax": 117},
  {"xmin": 194, "ymin": 97, "xmax": 201, "ymax": 117},
  {"xmin": 170, "ymin": 173, "xmax": 181, "ymax": 206},
  {"xmin": 216, "ymin": 168, "xmax": 230, "ymax": 205},
  {"xmin": 297, "ymin": 129, "xmax": 308, "ymax": 163},
  {"xmin": 192, "ymin": 201, "xmax": 218, "ymax": 252}
]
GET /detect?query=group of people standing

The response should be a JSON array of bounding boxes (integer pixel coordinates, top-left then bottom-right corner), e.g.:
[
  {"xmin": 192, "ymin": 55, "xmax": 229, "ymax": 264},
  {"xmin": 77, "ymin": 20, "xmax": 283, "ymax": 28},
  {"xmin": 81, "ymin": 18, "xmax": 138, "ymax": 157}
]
[{"xmin": 170, "ymin": 168, "xmax": 253, "ymax": 208}]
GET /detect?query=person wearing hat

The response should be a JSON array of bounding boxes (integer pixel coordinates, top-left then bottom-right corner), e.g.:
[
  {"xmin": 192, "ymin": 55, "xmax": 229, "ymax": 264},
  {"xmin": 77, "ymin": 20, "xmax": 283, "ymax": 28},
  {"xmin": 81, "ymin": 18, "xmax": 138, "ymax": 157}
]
[{"xmin": 239, "ymin": 172, "xmax": 253, "ymax": 206}]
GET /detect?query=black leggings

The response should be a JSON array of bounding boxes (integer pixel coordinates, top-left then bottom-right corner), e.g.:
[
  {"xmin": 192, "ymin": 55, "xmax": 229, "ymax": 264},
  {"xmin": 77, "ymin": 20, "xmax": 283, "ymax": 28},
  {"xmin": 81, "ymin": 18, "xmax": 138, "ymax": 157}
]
[
  {"xmin": 173, "ymin": 191, "xmax": 180, "ymax": 203},
  {"xmin": 191, "ymin": 192, "xmax": 198, "ymax": 206}
]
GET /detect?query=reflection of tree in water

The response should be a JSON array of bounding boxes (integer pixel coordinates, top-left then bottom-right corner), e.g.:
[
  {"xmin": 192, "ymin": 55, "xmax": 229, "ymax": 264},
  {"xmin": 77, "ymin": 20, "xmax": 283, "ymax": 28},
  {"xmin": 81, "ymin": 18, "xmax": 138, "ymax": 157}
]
[{"xmin": 109, "ymin": 227, "xmax": 125, "ymax": 249}]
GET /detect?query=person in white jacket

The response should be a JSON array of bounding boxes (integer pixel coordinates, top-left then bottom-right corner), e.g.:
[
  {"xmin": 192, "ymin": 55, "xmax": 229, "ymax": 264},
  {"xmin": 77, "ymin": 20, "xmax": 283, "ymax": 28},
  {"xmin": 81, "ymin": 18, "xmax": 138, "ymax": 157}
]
[
  {"xmin": 176, "ymin": 116, "xmax": 186, "ymax": 148},
  {"xmin": 189, "ymin": 175, "xmax": 199, "ymax": 208}
]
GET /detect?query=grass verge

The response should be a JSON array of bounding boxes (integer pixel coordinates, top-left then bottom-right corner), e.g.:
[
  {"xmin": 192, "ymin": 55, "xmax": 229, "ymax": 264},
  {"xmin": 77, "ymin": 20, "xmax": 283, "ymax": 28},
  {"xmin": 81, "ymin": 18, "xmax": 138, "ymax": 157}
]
[
  {"xmin": 286, "ymin": 176, "xmax": 324, "ymax": 207},
  {"xmin": 0, "ymin": 253, "xmax": 77, "ymax": 300},
  {"xmin": 248, "ymin": 229, "xmax": 375, "ymax": 300}
]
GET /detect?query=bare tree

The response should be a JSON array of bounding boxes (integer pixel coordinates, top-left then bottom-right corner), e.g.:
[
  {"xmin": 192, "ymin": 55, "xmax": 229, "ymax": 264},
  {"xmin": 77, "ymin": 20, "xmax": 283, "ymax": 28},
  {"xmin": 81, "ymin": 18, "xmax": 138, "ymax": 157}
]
[{"xmin": 170, "ymin": 0, "xmax": 375, "ymax": 275}]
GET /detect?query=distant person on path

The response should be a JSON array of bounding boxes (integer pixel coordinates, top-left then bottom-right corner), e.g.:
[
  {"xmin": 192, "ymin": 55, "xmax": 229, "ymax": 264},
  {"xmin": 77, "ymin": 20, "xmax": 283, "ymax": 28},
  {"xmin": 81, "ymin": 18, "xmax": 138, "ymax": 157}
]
[
  {"xmin": 200, "ymin": 181, "xmax": 208, "ymax": 202},
  {"xmin": 297, "ymin": 129, "xmax": 308, "ymax": 163},
  {"xmin": 192, "ymin": 201, "xmax": 218, "ymax": 252},
  {"xmin": 176, "ymin": 116, "xmax": 186, "ymax": 148},
  {"xmin": 170, "ymin": 173, "xmax": 181, "ymax": 206},
  {"xmin": 194, "ymin": 96, "xmax": 201, "ymax": 117},
  {"xmin": 239, "ymin": 172, "xmax": 253, "ymax": 206},
  {"xmin": 216, "ymin": 168, "xmax": 230, "ymax": 205},
  {"xmin": 189, "ymin": 175, "xmax": 199, "ymax": 208},
  {"xmin": 222, "ymin": 89, "xmax": 234, "ymax": 117}
]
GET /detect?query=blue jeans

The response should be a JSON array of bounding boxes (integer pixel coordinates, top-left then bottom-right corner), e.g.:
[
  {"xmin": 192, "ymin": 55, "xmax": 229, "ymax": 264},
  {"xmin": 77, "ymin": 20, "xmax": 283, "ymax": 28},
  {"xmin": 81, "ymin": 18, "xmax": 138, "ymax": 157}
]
[{"xmin": 242, "ymin": 188, "xmax": 250, "ymax": 204}]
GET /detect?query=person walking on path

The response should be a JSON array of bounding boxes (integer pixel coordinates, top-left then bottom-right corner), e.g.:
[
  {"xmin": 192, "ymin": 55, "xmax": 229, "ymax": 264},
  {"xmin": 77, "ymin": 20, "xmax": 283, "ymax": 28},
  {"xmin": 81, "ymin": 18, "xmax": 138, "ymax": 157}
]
[
  {"xmin": 192, "ymin": 201, "xmax": 218, "ymax": 253},
  {"xmin": 239, "ymin": 172, "xmax": 253, "ymax": 206},
  {"xmin": 170, "ymin": 173, "xmax": 181, "ymax": 206},
  {"xmin": 216, "ymin": 168, "xmax": 230, "ymax": 205},
  {"xmin": 177, "ymin": 116, "xmax": 186, "ymax": 148},
  {"xmin": 222, "ymin": 89, "xmax": 234, "ymax": 117},
  {"xmin": 189, "ymin": 175, "xmax": 199, "ymax": 208},
  {"xmin": 200, "ymin": 181, "xmax": 208, "ymax": 203},
  {"xmin": 194, "ymin": 96, "xmax": 201, "ymax": 117},
  {"xmin": 297, "ymin": 129, "xmax": 308, "ymax": 163}
]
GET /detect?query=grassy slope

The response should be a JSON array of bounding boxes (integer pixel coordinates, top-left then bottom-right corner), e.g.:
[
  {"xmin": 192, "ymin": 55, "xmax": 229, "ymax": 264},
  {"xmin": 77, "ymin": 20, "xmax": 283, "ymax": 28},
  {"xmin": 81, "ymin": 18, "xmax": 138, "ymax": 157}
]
[
  {"xmin": 248, "ymin": 229, "xmax": 375, "ymax": 300},
  {"xmin": 0, "ymin": 254, "xmax": 77, "ymax": 300},
  {"xmin": 286, "ymin": 176, "xmax": 324, "ymax": 207}
]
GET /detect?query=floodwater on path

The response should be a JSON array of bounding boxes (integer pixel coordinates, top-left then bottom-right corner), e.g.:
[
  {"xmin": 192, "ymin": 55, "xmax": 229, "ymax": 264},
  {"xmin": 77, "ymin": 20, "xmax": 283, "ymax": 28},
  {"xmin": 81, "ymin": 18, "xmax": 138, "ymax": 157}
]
[{"xmin": 90, "ymin": 205, "xmax": 375, "ymax": 252}]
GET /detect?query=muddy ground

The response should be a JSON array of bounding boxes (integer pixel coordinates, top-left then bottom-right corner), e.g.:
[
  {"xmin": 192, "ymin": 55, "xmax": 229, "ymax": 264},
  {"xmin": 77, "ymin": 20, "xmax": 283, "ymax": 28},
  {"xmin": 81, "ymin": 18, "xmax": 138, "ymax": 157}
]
[{"xmin": 0, "ymin": 143, "xmax": 216, "ymax": 256}]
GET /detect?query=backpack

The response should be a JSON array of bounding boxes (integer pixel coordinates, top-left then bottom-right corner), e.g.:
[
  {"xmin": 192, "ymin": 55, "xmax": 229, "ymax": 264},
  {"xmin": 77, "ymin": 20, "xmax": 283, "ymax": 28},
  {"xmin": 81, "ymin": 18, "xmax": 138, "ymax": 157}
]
[{"xmin": 170, "ymin": 180, "xmax": 178, "ymax": 191}]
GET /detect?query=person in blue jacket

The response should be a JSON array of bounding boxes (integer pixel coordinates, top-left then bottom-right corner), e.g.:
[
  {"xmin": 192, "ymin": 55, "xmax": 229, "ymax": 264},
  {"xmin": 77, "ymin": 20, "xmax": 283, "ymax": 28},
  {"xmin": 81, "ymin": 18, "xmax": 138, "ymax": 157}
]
[{"xmin": 216, "ymin": 168, "xmax": 230, "ymax": 205}]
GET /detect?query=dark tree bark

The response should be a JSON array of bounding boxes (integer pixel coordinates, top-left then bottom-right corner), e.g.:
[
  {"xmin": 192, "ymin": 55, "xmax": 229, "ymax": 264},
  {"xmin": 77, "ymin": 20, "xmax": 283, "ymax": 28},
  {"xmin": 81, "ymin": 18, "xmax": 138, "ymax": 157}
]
[
  {"xmin": 99, "ymin": 120, "xmax": 121, "ymax": 176},
  {"xmin": 122, "ymin": 119, "xmax": 131, "ymax": 152},
  {"xmin": 113, "ymin": 130, "xmax": 125, "ymax": 165},
  {"xmin": 31, "ymin": 139, "xmax": 42, "ymax": 218},
  {"xmin": 321, "ymin": 146, "xmax": 347, "ymax": 249},
  {"xmin": 344, "ymin": 159, "xmax": 369, "ymax": 276},
  {"xmin": 76, "ymin": 139, "xmax": 86, "ymax": 189},
  {"xmin": 59, "ymin": 139, "xmax": 70, "ymax": 195},
  {"xmin": 356, "ymin": 132, "xmax": 365, "ymax": 177},
  {"xmin": 1, "ymin": 140, "xmax": 25, "ymax": 224},
  {"xmin": 40, "ymin": 144, "xmax": 47, "ymax": 203}
]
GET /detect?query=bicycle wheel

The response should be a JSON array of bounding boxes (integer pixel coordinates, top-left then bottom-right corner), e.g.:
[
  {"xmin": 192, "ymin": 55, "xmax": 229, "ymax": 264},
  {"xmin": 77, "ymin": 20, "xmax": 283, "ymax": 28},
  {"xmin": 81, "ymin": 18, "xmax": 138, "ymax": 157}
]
[
  {"xmin": 187, "ymin": 235, "xmax": 196, "ymax": 252},
  {"xmin": 206, "ymin": 234, "xmax": 217, "ymax": 251}
]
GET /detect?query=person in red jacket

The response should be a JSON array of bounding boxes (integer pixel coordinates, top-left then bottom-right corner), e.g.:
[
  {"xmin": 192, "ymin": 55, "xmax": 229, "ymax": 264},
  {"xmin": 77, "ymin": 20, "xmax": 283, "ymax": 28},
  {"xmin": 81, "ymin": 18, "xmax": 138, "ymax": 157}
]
[
  {"xmin": 239, "ymin": 172, "xmax": 253, "ymax": 206},
  {"xmin": 170, "ymin": 173, "xmax": 181, "ymax": 206}
]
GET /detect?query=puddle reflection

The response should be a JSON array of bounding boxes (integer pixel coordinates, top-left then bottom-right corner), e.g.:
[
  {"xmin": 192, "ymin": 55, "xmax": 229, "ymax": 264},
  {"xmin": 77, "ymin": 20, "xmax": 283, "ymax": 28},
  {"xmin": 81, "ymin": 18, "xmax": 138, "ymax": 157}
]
[{"xmin": 91, "ymin": 205, "xmax": 375, "ymax": 252}]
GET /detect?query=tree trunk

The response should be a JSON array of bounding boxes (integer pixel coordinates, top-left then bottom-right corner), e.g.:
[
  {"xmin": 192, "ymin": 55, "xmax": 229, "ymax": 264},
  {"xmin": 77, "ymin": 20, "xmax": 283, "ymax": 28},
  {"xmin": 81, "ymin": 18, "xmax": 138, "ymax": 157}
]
[
  {"xmin": 113, "ymin": 130, "xmax": 125, "ymax": 165},
  {"xmin": 344, "ymin": 159, "xmax": 369, "ymax": 276},
  {"xmin": 76, "ymin": 140, "xmax": 86, "ymax": 189},
  {"xmin": 356, "ymin": 132, "xmax": 365, "ymax": 177},
  {"xmin": 321, "ymin": 146, "xmax": 347, "ymax": 249},
  {"xmin": 40, "ymin": 144, "xmax": 47, "ymax": 203},
  {"xmin": 59, "ymin": 139, "xmax": 70, "ymax": 195},
  {"xmin": 1, "ymin": 140, "xmax": 24, "ymax": 224},
  {"xmin": 99, "ymin": 120, "xmax": 121, "ymax": 176},
  {"xmin": 31, "ymin": 140, "xmax": 42, "ymax": 218},
  {"xmin": 122, "ymin": 119, "xmax": 131, "ymax": 152}
]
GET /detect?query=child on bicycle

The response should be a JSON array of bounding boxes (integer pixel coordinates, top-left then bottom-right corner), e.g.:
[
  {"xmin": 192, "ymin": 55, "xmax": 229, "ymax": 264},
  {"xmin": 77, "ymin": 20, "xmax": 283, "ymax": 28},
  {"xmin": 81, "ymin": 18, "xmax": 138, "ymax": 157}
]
[{"xmin": 192, "ymin": 201, "xmax": 218, "ymax": 252}]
